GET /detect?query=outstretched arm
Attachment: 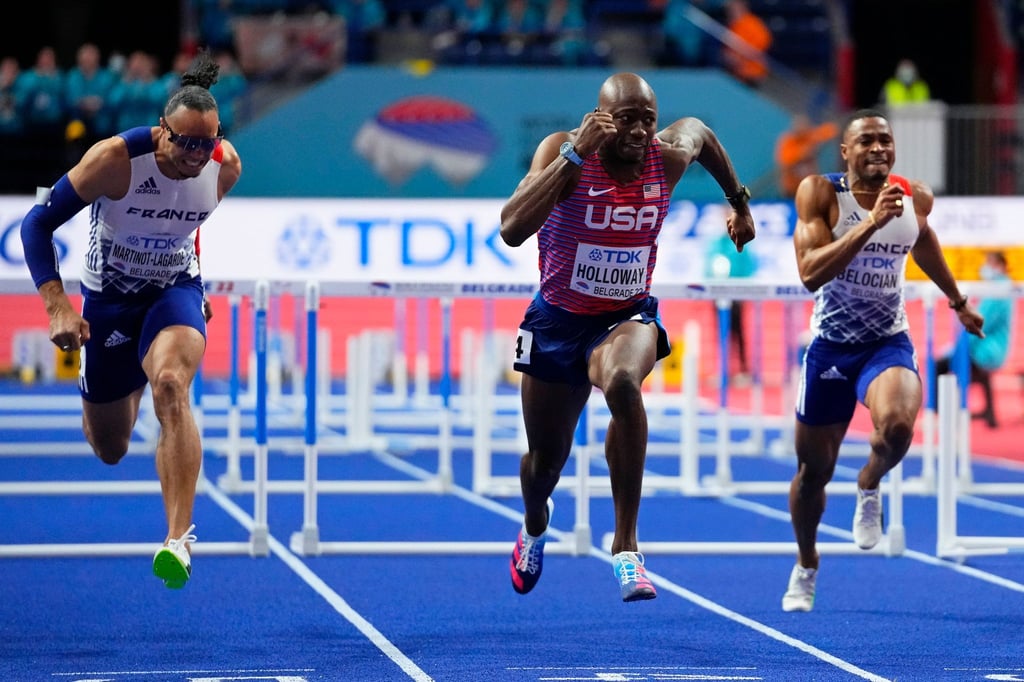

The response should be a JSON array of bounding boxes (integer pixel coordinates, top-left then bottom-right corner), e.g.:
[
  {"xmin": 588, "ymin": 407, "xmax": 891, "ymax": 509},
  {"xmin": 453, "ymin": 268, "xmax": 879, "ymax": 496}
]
[
  {"xmin": 20, "ymin": 137, "xmax": 130, "ymax": 350},
  {"xmin": 908, "ymin": 180, "xmax": 983, "ymax": 336},
  {"xmin": 659, "ymin": 117, "xmax": 755, "ymax": 251}
]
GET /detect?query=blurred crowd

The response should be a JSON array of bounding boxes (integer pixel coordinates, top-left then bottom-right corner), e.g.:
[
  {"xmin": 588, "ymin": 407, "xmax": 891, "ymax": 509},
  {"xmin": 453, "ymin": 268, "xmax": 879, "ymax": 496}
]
[
  {"xmin": 191, "ymin": 0, "xmax": 774, "ymax": 71},
  {"xmin": 0, "ymin": 44, "xmax": 248, "ymax": 194},
  {"xmin": 0, "ymin": 0, "xmax": 784, "ymax": 194}
]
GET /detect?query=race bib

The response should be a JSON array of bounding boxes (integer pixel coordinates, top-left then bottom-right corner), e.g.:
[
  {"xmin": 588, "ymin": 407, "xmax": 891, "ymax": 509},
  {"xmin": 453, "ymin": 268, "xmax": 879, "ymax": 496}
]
[
  {"xmin": 108, "ymin": 231, "xmax": 192, "ymax": 285},
  {"xmin": 569, "ymin": 242, "xmax": 650, "ymax": 300}
]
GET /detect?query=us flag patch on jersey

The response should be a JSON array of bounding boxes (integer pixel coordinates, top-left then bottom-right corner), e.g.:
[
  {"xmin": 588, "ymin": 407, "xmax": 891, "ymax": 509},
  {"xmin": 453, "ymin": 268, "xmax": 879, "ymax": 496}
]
[{"xmin": 643, "ymin": 183, "xmax": 661, "ymax": 199}]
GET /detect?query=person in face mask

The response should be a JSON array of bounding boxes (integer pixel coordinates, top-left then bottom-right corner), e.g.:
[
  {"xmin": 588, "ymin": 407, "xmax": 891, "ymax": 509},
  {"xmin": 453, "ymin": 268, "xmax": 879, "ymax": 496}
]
[
  {"xmin": 881, "ymin": 58, "xmax": 931, "ymax": 106},
  {"xmin": 934, "ymin": 250, "xmax": 1013, "ymax": 428}
]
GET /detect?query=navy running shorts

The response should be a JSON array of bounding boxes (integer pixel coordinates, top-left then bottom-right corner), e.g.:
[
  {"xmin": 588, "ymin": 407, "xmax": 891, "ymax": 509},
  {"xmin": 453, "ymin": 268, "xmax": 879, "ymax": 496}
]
[
  {"xmin": 796, "ymin": 330, "xmax": 919, "ymax": 426},
  {"xmin": 512, "ymin": 293, "xmax": 671, "ymax": 386},
  {"xmin": 78, "ymin": 277, "xmax": 207, "ymax": 403}
]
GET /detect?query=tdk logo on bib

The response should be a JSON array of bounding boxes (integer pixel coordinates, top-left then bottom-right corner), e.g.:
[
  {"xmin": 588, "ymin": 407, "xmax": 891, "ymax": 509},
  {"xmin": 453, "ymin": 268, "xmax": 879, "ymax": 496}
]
[{"xmin": 572, "ymin": 242, "xmax": 650, "ymax": 300}]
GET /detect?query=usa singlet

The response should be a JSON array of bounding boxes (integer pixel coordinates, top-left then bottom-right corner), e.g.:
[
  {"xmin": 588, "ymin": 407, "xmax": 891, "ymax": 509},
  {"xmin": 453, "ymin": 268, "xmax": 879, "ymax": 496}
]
[
  {"xmin": 82, "ymin": 126, "xmax": 222, "ymax": 294},
  {"xmin": 810, "ymin": 173, "xmax": 920, "ymax": 343},
  {"xmin": 537, "ymin": 138, "xmax": 671, "ymax": 314}
]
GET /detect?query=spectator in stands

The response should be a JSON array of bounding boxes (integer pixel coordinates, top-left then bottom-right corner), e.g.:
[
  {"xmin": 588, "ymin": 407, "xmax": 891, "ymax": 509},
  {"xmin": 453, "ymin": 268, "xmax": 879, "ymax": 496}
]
[
  {"xmin": 431, "ymin": 0, "xmax": 496, "ymax": 59},
  {"xmin": 705, "ymin": 228, "xmax": 757, "ymax": 383},
  {"xmin": 193, "ymin": 0, "xmax": 240, "ymax": 54},
  {"xmin": 20, "ymin": 46, "xmax": 67, "ymax": 189},
  {"xmin": 0, "ymin": 56, "xmax": 26, "ymax": 193},
  {"xmin": 934, "ymin": 250, "xmax": 1013, "ymax": 429},
  {"xmin": 328, "ymin": 0, "xmax": 387, "ymax": 63},
  {"xmin": 493, "ymin": 0, "xmax": 542, "ymax": 59},
  {"xmin": 654, "ymin": 0, "xmax": 723, "ymax": 67},
  {"xmin": 20, "ymin": 46, "xmax": 66, "ymax": 136},
  {"xmin": 720, "ymin": 0, "xmax": 771, "ymax": 88},
  {"xmin": 774, "ymin": 113, "xmax": 838, "ymax": 199},
  {"xmin": 64, "ymin": 43, "xmax": 118, "ymax": 149},
  {"xmin": 0, "ymin": 56, "xmax": 22, "ymax": 137},
  {"xmin": 539, "ymin": 0, "xmax": 589, "ymax": 65},
  {"xmin": 880, "ymin": 58, "xmax": 931, "ymax": 106},
  {"xmin": 448, "ymin": 0, "xmax": 495, "ymax": 34},
  {"xmin": 209, "ymin": 50, "xmax": 249, "ymax": 134},
  {"xmin": 108, "ymin": 51, "xmax": 165, "ymax": 132},
  {"xmin": 160, "ymin": 50, "xmax": 197, "ymax": 98}
]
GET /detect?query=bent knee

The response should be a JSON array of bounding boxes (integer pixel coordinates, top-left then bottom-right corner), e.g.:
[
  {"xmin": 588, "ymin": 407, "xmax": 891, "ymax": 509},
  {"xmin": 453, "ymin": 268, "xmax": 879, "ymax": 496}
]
[
  {"xmin": 91, "ymin": 443, "xmax": 129, "ymax": 465},
  {"xmin": 794, "ymin": 458, "xmax": 835, "ymax": 497},
  {"xmin": 150, "ymin": 370, "xmax": 193, "ymax": 417},
  {"xmin": 83, "ymin": 425, "xmax": 130, "ymax": 465},
  {"xmin": 796, "ymin": 469, "xmax": 831, "ymax": 498},
  {"xmin": 878, "ymin": 419, "xmax": 915, "ymax": 454},
  {"xmin": 602, "ymin": 368, "xmax": 644, "ymax": 405}
]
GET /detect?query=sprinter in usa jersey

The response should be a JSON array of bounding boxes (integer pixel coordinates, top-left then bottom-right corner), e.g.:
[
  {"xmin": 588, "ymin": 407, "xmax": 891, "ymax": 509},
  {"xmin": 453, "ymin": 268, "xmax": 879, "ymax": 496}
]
[{"xmin": 500, "ymin": 72, "xmax": 756, "ymax": 602}]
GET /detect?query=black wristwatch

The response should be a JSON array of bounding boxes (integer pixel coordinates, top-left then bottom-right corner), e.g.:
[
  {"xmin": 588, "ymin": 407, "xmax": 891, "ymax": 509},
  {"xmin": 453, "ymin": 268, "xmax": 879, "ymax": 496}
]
[{"xmin": 725, "ymin": 184, "xmax": 751, "ymax": 209}]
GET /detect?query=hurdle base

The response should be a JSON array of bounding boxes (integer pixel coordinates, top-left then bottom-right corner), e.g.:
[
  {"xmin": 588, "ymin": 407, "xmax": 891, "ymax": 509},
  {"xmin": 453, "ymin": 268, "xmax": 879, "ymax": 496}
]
[
  {"xmin": 0, "ymin": 541, "xmax": 260, "ymax": 558},
  {"xmin": 938, "ymin": 536, "xmax": 1024, "ymax": 559},
  {"xmin": 250, "ymin": 524, "xmax": 270, "ymax": 557},
  {"xmin": 215, "ymin": 470, "xmax": 245, "ymax": 493},
  {"xmin": 886, "ymin": 524, "xmax": 907, "ymax": 556},
  {"xmin": 572, "ymin": 523, "xmax": 593, "ymax": 556},
  {"xmin": 290, "ymin": 526, "xmax": 321, "ymax": 556},
  {"xmin": 601, "ymin": 533, "xmax": 901, "ymax": 556},
  {"xmin": 302, "ymin": 540, "xmax": 580, "ymax": 555}
]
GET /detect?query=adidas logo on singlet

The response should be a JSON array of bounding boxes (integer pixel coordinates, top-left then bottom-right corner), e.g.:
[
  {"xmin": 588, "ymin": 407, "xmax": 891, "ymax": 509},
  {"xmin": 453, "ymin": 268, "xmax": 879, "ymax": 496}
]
[
  {"xmin": 843, "ymin": 212, "xmax": 863, "ymax": 226},
  {"xmin": 134, "ymin": 176, "xmax": 160, "ymax": 195}
]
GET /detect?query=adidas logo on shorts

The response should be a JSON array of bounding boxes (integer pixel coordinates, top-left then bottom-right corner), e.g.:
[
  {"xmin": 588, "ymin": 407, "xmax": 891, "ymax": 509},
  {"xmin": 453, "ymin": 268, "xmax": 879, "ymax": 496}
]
[
  {"xmin": 104, "ymin": 330, "xmax": 131, "ymax": 348},
  {"xmin": 819, "ymin": 365, "xmax": 847, "ymax": 381}
]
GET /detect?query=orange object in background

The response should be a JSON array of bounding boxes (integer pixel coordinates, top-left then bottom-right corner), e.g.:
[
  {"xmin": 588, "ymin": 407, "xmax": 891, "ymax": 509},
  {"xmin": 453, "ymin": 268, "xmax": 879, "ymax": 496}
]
[{"xmin": 775, "ymin": 116, "xmax": 839, "ymax": 199}]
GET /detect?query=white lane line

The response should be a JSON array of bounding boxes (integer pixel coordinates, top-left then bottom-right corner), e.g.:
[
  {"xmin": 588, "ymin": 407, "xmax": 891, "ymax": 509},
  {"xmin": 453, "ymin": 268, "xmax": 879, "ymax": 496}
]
[
  {"xmin": 369, "ymin": 451, "xmax": 890, "ymax": 682},
  {"xmin": 202, "ymin": 477, "xmax": 435, "ymax": 682},
  {"xmin": 721, "ymin": 489, "xmax": 1024, "ymax": 593}
]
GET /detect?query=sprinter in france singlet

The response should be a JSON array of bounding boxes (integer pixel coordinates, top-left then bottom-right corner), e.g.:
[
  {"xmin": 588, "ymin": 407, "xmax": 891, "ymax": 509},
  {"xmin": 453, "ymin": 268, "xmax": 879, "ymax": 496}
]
[
  {"xmin": 82, "ymin": 126, "xmax": 222, "ymax": 295},
  {"xmin": 809, "ymin": 172, "xmax": 920, "ymax": 343}
]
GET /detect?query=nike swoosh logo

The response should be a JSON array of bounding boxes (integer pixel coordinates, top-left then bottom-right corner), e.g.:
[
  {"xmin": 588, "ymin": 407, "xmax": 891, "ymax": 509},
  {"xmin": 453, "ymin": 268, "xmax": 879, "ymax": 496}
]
[{"xmin": 588, "ymin": 187, "xmax": 614, "ymax": 196}]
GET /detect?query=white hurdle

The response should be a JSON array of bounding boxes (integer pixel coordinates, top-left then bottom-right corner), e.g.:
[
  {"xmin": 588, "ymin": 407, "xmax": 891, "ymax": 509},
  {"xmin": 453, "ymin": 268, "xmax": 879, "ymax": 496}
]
[
  {"xmin": 0, "ymin": 279, "xmax": 272, "ymax": 559},
  {"xmin": 287, "ymin": 286, "xmax": 590, "ymax": 557},
  {"xmin": 935, "ymin": 372, "xmax": 1024, "ymax": 558}
]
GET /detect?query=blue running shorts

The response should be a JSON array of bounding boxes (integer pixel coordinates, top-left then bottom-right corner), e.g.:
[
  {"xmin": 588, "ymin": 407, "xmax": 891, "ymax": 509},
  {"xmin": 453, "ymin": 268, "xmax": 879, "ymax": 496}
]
[
  {"xmin": 512, "ymin": 294, "xmax": 671, "ymax": 386},
  {"xmin": 796, "ymin": 330, "xmax": 919, "ymax": 426},
  {"xmin": 78, "ymin": 277, "xmax": 207, "ymax": 403}
]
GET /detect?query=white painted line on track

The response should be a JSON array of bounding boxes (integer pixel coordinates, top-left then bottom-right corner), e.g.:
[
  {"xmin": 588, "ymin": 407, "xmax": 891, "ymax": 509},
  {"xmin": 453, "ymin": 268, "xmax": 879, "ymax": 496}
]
[
  {"xmin": 202, "ymin": 477, "xmax": 435, "ymax": 682},
  {"xmin": 367, "ymin": 451, "xmax": 891, "ymax": 682},
  {"xmin": 722, "ymin": 489, "xmax": 1024, "ymax": 593}
]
